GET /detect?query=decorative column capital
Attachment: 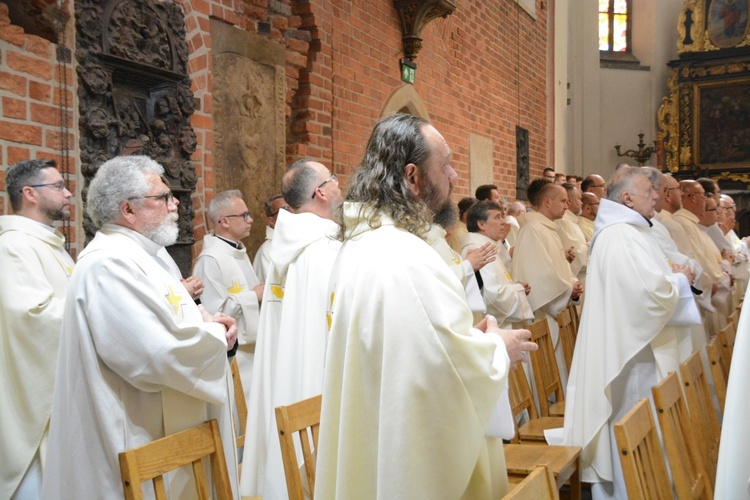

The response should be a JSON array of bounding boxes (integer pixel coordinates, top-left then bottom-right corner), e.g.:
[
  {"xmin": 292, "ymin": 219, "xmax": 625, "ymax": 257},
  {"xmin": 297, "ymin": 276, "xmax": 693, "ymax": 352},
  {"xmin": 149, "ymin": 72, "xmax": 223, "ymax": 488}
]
[{"xmin": 393, "ymin": 0, "xmax": 456, "ymax": 62}]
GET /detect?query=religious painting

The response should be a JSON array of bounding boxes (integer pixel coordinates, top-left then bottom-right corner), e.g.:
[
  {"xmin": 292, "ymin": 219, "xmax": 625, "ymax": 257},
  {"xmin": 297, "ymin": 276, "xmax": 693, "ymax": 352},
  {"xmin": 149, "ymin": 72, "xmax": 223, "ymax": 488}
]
[
  {"xmin": 707, "ymin": 0, "xmax": 749, "ymax": 48},
  {"xmin": 695, "ymin": 78, "xmax": 750, "ymax": 168}
]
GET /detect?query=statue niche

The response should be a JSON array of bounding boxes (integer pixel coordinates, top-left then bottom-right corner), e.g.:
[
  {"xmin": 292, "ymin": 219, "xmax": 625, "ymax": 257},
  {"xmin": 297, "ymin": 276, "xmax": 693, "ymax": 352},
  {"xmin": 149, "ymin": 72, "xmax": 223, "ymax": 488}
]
[{"xmin": 76, "ymin": 0, "xmax": 198, "ymax": 275}]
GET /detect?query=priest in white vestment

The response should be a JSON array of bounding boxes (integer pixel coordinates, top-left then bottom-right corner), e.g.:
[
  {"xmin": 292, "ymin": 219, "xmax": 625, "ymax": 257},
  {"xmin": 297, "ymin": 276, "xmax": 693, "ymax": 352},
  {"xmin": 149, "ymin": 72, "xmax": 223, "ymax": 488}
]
[
  {"xmin": 563, "ymin": 167, "xmax": 700, "ymax": 499},
  {"xmin": 240, "ymin": 159, "xmax": 342, "ymax": 499},
  {"xmin": 511, "ymin": 180, "xmax": 583, "ymax": 388},
  {"xmin": 720, "ymin": 194, "xmax": 749, "ymax": 294},
  {"xmin": 193, "ymin": 190, "xmax": 263, "ymax": 415},
  {"xmin": 577, "ymin": 192, "xmax": 598, "ymax": 241},
  {"xmin": 673, "ymin": 180, "xmax": 732, "ymax": 336},
  {"xmin": 556, "ymin": 183, "xmax": 589, "ymax": 280},
  {"xmin": 253, "ymin": 194, "xmax": 290, "ymax": 282},
  {"xmin": 505, "ymin": 200, "xmax": 526, "ymax": 247},
  {"xmin": 316, "ymin": 114, "xmax": 536, "ymax": 499},
  {"xmin": 461, "ymin": 200, "xmax": 533, "ymax": 328},
  {"xmin": 0, "ymin": 160, "xmax": 74, "ymax": 500},
  {"xmin": 41, "ymin": 156, "xmax": 240, "ymax": 499}
]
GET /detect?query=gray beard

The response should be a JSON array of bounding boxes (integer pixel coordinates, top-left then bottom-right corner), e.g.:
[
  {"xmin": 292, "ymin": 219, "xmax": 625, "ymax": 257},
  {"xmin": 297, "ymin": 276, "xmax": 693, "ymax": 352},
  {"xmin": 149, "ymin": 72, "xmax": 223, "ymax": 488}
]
[{"xmin": 144, "ymin": 213, "xmax": 179, "ymax": 246}]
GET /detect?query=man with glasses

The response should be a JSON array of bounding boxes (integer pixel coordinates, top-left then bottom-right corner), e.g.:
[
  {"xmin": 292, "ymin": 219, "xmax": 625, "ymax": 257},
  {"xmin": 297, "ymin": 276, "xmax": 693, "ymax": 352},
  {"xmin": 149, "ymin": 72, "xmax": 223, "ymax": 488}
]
[
  {"xmin": 241, "ymin": 158, "xmax": 342, "ymax": 498},
  {"xmin": 42, "ymin": 156, "xmax": 241, "ymax": 499},
  {"xmin": 0, "ymin": 159, "xmax": 75, "ymax": 500},
  {"xmin": 582, "ymin": 173, "xmax": 607, "ymax": 199},
  {"xmin": 577, "ymin": 192, "xmax": 599, "ymax": 241},
  {"xmin": 193, "ymin": 190, "xmax": 264, "ymax": 412},
  {"xmin": 721, "ymin": 194, "xmax": 750, "ymax": 294},
  {"xmin": 673, "ymin": 180, "xmax": 732, "ymax": 336},
  {"xmin": 253, "ymin": 194, "xmax": 291, "ymax": 282}
]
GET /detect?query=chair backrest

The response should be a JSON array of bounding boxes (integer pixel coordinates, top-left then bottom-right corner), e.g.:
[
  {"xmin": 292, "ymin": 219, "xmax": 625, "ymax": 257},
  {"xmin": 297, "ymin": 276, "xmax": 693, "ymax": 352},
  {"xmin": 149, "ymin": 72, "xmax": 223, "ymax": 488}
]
[
  {"xmin": 118, "ymin": 419, "xmax": 233, "ymax": 500},
  {"xmin": 230, "ymin": 358, "xmax": 248, "ymax": 449},
  {"xmin": 651, "ymin": 372, "xmax": 713, "ymax": 500},
  {"xmin": 613, "ymin": 399, "xmax": 673, "ymax": 500},
  {"xmin": 718, "ymin": 321, "xmax": 736, "ymax": 371},
  {"xmin": 728, "ymin": 307, "xmax": 739, "ymax": 326},
  {"xmin": 555, "ymin": 306, "xmax": 577, "ymax": 375},
  {"xmin": 275, "ymin": 394, "xmax": 322, "ymax": 500},
  {"xmin": 705, "ymin": 336, "xmax": 728, "ymax": 412},
  {"xmin": 528, "ymin": 319, "xmax": 564, "ymax": 417},
  {"xmin": 680, "ymin": 351, "xmax": 721, "ymax": 485},
  {"xmin": 508, "ymin": 363, "xmax": 539, "ymax": 443},
  {"xmin": 502, "ymin": 464, "xmax": 559, "ymax": 500}
]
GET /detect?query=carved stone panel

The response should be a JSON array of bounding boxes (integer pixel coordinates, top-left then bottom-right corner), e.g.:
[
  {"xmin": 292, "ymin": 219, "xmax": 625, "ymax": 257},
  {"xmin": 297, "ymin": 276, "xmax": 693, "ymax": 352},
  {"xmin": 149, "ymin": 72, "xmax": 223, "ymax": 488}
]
[
  {"xmin": 76, "ymin": 0, "xmax": 197, "ymax": 275},
  {"xmin": 211, "ymin": 20, "xmax": 286, "ymax": 256},
  {"xmin": 516, "ymin": 126, "xmax": 530, "ymax": 201}
]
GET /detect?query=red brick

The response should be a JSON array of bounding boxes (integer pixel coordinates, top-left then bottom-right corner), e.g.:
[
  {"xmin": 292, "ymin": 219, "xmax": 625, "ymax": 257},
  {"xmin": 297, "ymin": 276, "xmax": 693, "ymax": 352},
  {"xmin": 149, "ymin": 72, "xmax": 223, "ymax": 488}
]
[
  {"xmin": 25, "ymin": 35, "xmax": 52, "ymax": 58},
  {"xmin": 2, "ymin": 97, "xmax": 26, "ymax": 119},
  {"xmin": 0, "ymin": 24, "xmax": 24, "ymax": 45},
  {"xmin": 7, "ymin": 51, "xmax": 53, "ymax": 80},
  {"xmin": 0, "ymin": 71, "xmax": 27, "ymax": 97},
  {"xmin": 30, "ymin": 103, "xmax": 65, "ymax": 126},
  {"xmin": 0, "ymin": 121, "xmax": 42, "ymax": 145},
  {"xmin": 7, "ymin": 146, "xmax": 31, "ymax": 164},
  {"xmin": 29, "ymin": 81, "xmax": 52, "ymax": 102}
]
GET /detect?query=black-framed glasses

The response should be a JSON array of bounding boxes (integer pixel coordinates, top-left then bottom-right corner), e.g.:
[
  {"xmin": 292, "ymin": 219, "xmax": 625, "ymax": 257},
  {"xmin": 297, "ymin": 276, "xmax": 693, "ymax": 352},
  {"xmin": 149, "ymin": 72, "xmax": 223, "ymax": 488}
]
[
  {"xmin": 24, "ymin": 181, "xmax": 69, "ymax": 193},
  {"xmin": 269, "ymin": 205, "xmax": 292, "ymax": 218},
  {"xmin": 128, "ymin": 192, "xmax": 176, "ymax": 208},
  {"xmin": 312, "ymin": 174, "xmax": 338, "ymax": 199},
  {"xmin": 224, "ymin": 211, "xmax": 252, "ymax": 222}
]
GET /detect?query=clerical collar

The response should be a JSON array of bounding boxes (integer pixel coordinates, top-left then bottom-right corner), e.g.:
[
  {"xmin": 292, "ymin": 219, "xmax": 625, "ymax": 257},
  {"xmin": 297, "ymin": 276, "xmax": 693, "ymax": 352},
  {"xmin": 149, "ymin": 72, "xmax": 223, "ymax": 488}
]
[{"xmin": 215, "ymin": 234, "xmax": 241, "ymax": 249}]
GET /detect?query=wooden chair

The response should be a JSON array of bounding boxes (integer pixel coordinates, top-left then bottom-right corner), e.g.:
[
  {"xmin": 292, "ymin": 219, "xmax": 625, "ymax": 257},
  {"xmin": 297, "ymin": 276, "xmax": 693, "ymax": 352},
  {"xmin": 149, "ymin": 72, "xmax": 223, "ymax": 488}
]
[
  {"xmin": 503, "ymin": 464, "xmax": 560, "ymax": 499},
  {"xmin": 556, "ymin": 306, "xmax": 578, "ymax": 375},
  {"xmin": 727, "ymin": 307, "xmax": 739, "ymax": 326},
  {"xmin": 717, "ymin": 321, "xmax": 736, "ymax": 372},
  {"xmin": 706, "ymin": 336, "xmax": 728, "ymax": 412},
  {"xmin": 275, "ymin": 395, "xmax": 322, "ymax": 500},
  {"xmin": 651, "ymin": 372, "xmax": 713, "ymax": 500},
  {"xmin": 613, "ymin": 399, "xmax": 672, "ymax": 500},
  {"xmin": 508, "ymin": 363, "xmax": 564, "ymax": 443},
  {"xmin": 118, "ymin": 419, "xmax": 233, "ymax": 500},
  {"xmin": 680, "ymin": 352, "xmax": 721, "ymax": 485},
  {"xmin": 528, "ymin": 319, "xmax": 565, "ymax": 417},
  {"xmin": 230, "ymin": 358, "xmax": 248, "ymax": 449}
]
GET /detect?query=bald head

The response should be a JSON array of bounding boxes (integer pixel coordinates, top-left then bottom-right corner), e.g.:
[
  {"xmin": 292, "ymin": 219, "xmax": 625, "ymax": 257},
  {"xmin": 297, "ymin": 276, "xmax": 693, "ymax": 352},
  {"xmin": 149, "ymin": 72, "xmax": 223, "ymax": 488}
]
[
  {"xmin": 680, "ymin": 180, "xmax": 706, "ymax": 218},
  {"xmin": 662, "ymin": 175, "xmax": 681, "ymax": 213},
  {"xmin": 580, "ymin": 192, "xmax": 599, "ymax": 221},
  {"xmin": 507, "ymin": 201, "xmax": 526, "ymax": 217},
  {"xmin": 536, "ymin": 183, "xmax": 568, "ymax": 221},
  {"xmin": 582, "ymin": 174, "xmax": 607, "ymax": 199}
]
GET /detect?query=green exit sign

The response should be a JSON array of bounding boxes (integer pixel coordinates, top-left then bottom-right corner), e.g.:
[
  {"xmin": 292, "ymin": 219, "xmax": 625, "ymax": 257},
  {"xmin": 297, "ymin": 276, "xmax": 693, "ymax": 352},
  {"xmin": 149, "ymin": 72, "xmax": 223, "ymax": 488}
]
[{"xmin": 401, "ymin": 62, "xmax": 415, "ymax": 84}]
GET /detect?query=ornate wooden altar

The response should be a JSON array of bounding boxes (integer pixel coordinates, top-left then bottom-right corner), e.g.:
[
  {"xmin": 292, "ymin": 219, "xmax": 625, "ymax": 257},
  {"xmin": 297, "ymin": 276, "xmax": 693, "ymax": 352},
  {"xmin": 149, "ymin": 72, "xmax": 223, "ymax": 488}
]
[{"xmin": 659, "ymin": 0, "xmax": 750, "ymax": 231}]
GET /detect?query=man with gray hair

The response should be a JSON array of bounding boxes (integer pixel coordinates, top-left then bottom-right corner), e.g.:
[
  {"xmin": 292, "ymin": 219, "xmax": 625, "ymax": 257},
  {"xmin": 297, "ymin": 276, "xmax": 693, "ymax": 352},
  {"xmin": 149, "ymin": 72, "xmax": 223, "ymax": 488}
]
[
  {"xmin": 253, "ymin": 194, "xmax": 291, "ymax": 282},
  {"xmin": 42, "ymin": 156, "xmax": 241, "ymax": 499},
  {"xmin": 0, "ymin": 159, "xmax": 74, "ymax": 499},
  {"xmin": 315, "ymin": 114, "xmax": 535, "ymax": 499},
  {"xmin": 241, "ymin": 158, "xmax": 342, "ymax": 498},
  {"xmin": 563, "ymin": 166, "xmax": 700, "ymax": 499},
  {"xmin": 193, "ymin": 190, "xmax": 263, "ymax": 411}
]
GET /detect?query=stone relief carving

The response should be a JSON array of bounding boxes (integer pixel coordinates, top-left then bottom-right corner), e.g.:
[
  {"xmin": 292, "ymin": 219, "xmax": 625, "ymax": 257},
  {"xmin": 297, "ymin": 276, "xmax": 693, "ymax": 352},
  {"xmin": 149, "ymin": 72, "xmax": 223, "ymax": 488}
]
[
  {"xmin": 76, "ymin": 0, "xmax": 198, "ymax": 274},
  {"xmin": 515, "ymin": 126, "xmax": 530, "ymax": 201}
]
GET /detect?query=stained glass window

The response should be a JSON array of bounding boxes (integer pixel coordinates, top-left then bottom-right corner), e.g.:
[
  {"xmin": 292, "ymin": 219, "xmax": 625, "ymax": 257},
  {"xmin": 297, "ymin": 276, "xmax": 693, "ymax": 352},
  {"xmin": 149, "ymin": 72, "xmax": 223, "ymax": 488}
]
[{"xmin": 599, "ymin": 0, "xmax": 630, "ymax": 53}]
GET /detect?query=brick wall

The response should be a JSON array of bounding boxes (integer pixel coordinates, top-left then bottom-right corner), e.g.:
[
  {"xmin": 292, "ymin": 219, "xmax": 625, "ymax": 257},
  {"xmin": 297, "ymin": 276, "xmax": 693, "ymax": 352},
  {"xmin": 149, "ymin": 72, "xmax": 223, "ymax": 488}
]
[
  {"xmin": 0, "ymin": 0, "xmax": 548, "ymax": 258},
  {"xmin": 0, "ymin": 1, "xmax": 78, "ymax": 253}
]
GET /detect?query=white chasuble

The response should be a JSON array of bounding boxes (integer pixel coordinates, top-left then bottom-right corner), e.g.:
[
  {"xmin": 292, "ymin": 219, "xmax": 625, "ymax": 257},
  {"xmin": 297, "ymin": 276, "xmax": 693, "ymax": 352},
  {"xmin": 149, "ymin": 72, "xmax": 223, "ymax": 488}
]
[
  {"xmin": 0, "ymin": 215, "xmax": 74, "ymax": 499},
  {"xmin": 193, "ymin": 233, "xmax": 261, "ymax": 406},
  {"xmin": 41, "ymin": 225, "xmax": 238, "ymax": 500},
  {"xmin": 253, "ymin": 225, "xmax": 274, "ymax": 283},
  {"xmin": 577, "ymin": 215, "xmax": 594, "ymax": 241},
  {"xmin": 556, "ymin": 210, "xmax": 589, "ymax": 278},
  {"xmin": 240, "ymin": 210, "xmax": 340, "ymax": 499},
  {"xmin": 316, "ymin": 203, "xmax": 511, "ymax": 500},
  {"xmin": 563, "ymin": 200, "xmax": 699, "ymax": 494},
  {"xmin": 460, "ymin": 231, "xmax": 532, "ymax": 327}
]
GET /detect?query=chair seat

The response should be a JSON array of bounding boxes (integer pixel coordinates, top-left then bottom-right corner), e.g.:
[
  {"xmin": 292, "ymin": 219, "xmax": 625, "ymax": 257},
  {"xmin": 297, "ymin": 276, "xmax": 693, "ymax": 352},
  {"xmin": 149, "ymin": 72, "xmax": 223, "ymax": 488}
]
[
  {"xmin": 518, "ymin": 417, "xmax": 565, "ymax": 442},
  {"xmin": 549, "ymin": 401, "xmax": 565, "ymax": 417},
  {"xmin": 504, "ymin": 443, "xmax": 582, "ymax": 499}
]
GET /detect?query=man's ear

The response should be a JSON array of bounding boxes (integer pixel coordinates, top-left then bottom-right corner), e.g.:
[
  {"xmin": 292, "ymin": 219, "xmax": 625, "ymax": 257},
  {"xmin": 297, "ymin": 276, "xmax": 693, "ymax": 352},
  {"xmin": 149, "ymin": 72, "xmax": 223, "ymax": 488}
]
[
  {"xmin": 404, "ymin": 163, "xmax": 420, "ymax": 196},
  {"xmin": 621, "ymin": 191, "xmax": 634, "ymax": 208},
  {"xmin": 476, "ymin": 218, "xmax": 487, "ymax": 232},
  {"xmin": 120, "ymin": 200, "xmax": 137, "ymax": 225}
]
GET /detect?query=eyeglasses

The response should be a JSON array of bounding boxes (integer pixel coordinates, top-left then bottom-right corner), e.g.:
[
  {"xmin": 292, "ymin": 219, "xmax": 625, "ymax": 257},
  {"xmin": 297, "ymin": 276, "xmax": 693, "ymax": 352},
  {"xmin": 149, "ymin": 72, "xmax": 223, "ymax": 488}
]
[
  {"xmin": 583, "ymin": 202, "xmax": 600, "ymax": 206},
  {"xmin": 128, "ymin": 192, "xmax": 176, "ymax": 208},
  {"xmin": 25, "ymin": 181, "xmax": 69, "ymax": 193},
  {"xmin": 591, "ymin": 183, "xmax": 606, "ymax": 189},
  {"xmin": 224, "ymin": 211, "xmax": 252, "ymax": 222},
  {"xmin": 269, "ymin": 205, "xmax": 292, "ymax": 218},
  {"xmin": 705, "ymin": 207, "xmax": 717, "ymax": 212},
  {"xmin": 312, "ymin": 174, "xmax": 338, "ymax": 199},
  {"xmin": 688, "ymin": 191, "xmax": 706, "ymax": 199}
]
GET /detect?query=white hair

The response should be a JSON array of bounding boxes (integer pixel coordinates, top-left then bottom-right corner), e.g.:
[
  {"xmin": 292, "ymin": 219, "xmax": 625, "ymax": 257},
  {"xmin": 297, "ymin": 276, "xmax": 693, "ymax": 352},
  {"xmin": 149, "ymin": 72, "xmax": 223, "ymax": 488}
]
[
  {"xmin": 87, "ymin": 156, "xmax": 164, "ymax": 228},
  {"xmin": 207, "ymin": 189, "xmax": 243, "ymax": 225}
]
